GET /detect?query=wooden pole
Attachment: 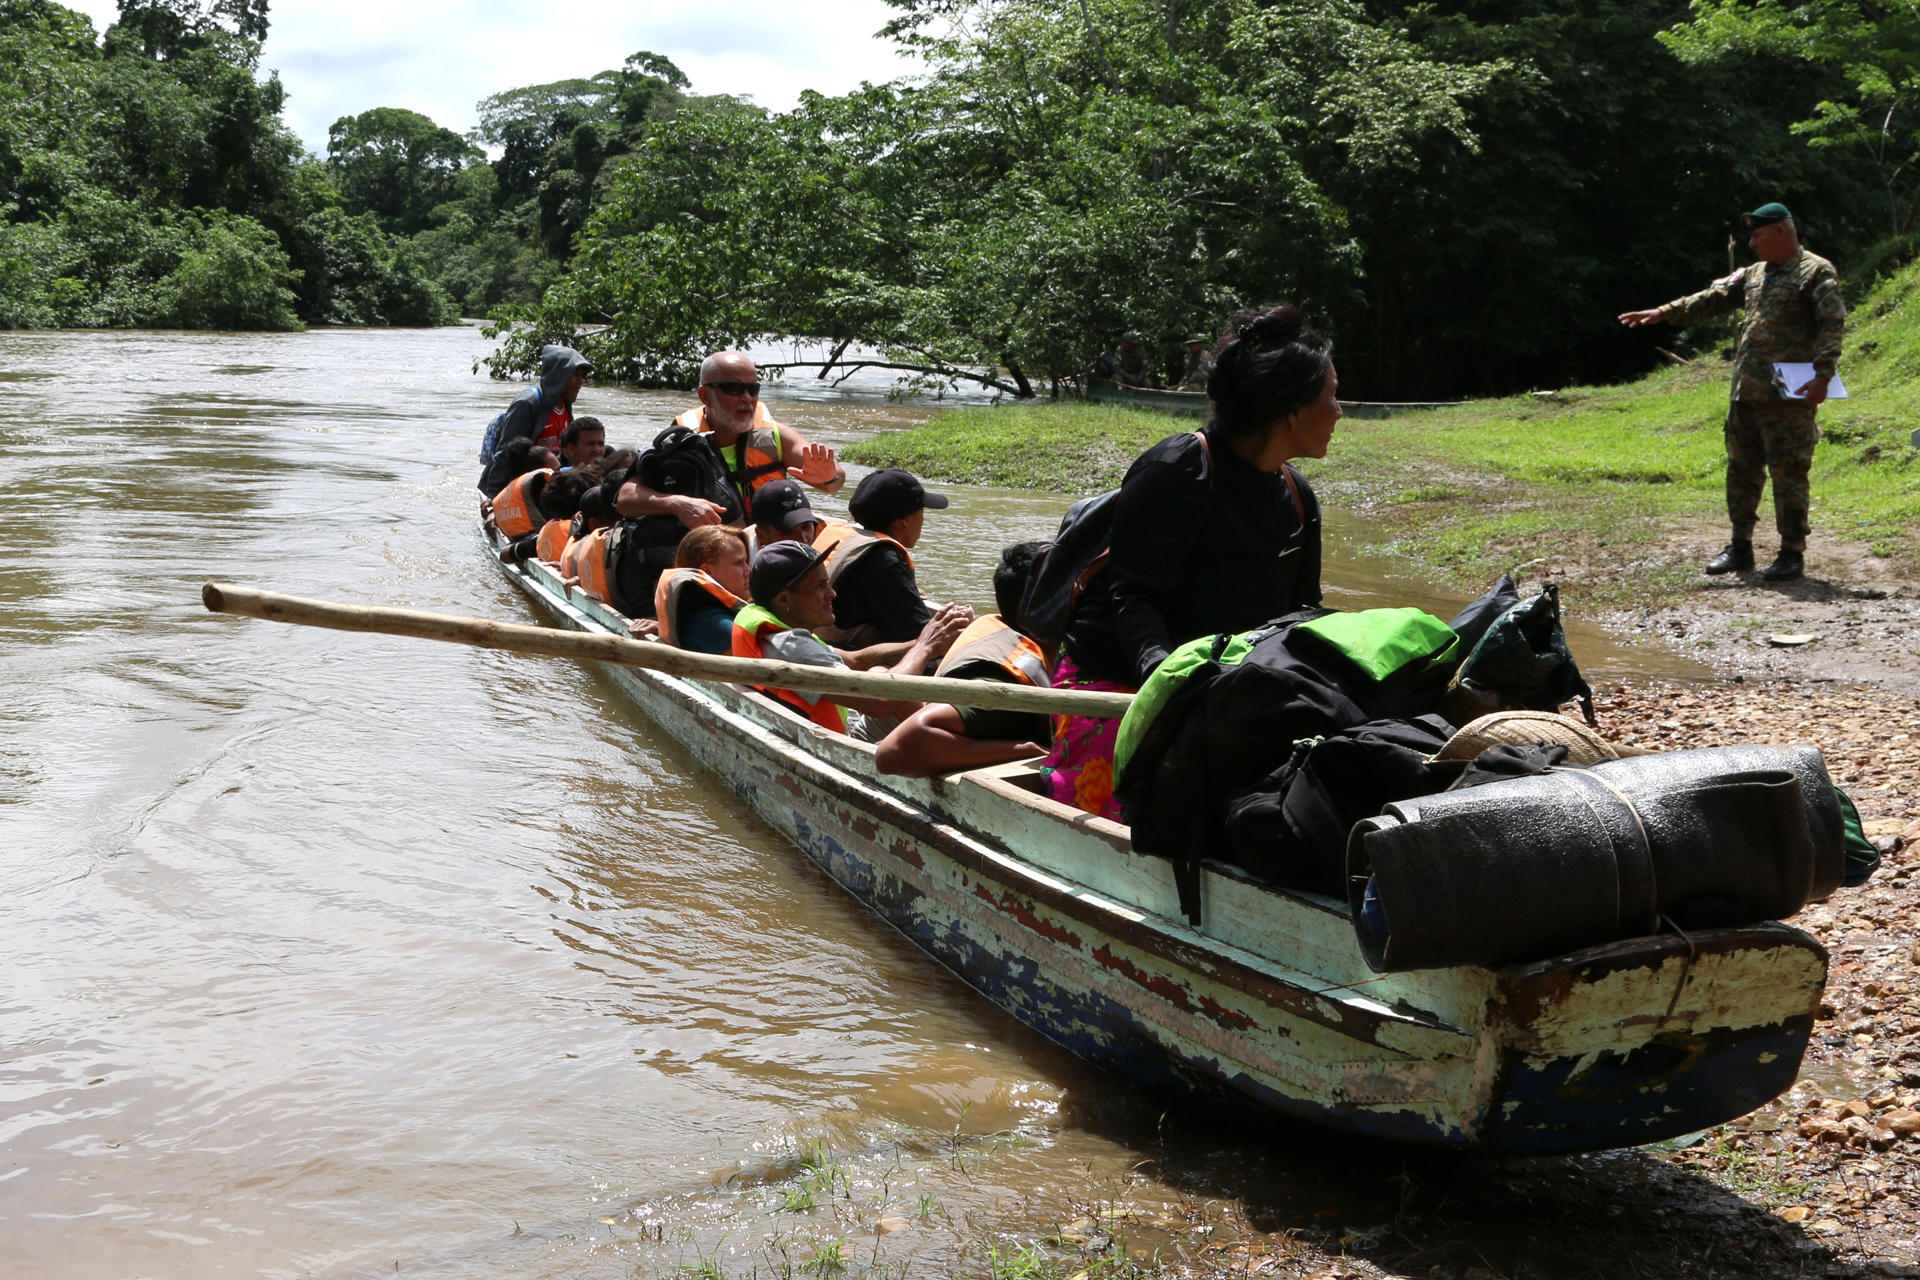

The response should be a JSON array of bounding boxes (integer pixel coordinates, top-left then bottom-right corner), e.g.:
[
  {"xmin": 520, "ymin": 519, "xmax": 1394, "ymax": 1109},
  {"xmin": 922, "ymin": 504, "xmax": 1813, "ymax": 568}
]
[{"xmin": 201, "ymin": 583, "xmax": 1136, "ymax": 719}]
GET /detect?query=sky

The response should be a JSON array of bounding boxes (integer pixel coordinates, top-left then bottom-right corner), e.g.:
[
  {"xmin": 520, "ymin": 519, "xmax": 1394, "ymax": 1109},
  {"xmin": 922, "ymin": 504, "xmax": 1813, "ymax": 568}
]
[{"xmin": 61, "ymin": 0, "xmax": 925, "ymax": 155}]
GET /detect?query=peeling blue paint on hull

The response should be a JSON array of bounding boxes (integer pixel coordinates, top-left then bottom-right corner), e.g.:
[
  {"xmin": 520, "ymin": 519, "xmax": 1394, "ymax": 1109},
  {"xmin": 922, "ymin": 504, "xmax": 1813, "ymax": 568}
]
[{"xmin": 1482, "ymin": 1022, "xmax": 1814, "ymax": 1154}]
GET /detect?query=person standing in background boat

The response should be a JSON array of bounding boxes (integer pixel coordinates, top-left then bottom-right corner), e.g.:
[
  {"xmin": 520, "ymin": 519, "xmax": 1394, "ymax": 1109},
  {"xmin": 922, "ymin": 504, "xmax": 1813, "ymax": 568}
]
[
  {"xmin": 477, "ymin": 344, "xmax": 592, "ymax": 497},
  {"xmin": 731, "ymin": 543, "xmax": 969, "ymax": 738},
  {"xmin": 621, "ymin": 352, "xmax": 845, "ymax": 530},
  {"xmin": 1177, "ymin": 334, "xmax": 1210, "ymax": 391},
  {"xmin": 1044, "ymin": 304, "xmax": 1336, "ymax": 819},
  {"xmin": 1619, "ymin": 201, "xmax": 1846, "ymax": 582}
]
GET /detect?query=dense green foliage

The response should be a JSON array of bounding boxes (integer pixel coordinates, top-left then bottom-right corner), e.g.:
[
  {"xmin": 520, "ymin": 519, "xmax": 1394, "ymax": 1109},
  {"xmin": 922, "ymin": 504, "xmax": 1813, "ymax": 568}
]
[
  {"xmin": 477, "ymin": 0, "xmax": 1892, "ymax": 399},
  {"xmin": 5, "ymin": 0, "xmax": 1911, "ymax": 389},
  {"xmin": 0, "ymin": 0, "xmax": 451, "ymax": 330}
]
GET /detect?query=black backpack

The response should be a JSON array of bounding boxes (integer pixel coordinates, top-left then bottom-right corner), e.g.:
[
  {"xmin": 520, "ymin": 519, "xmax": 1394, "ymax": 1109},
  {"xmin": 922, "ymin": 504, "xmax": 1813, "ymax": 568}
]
[
  {"xmin": 1014, "ymin": 490, "xmax": 1119, "ymax": 646},
  {"xmin": 1014, "ymin": 432, "xmax": 1232, "ymax": 645},
  {"xmin": 601, "ymin": 517, "xmax": 685, "ymax": 618},
  {"xmin": 638, "ymin": 425, "xmax": 744, "ymax": 525},
  {"xmin": 1221, "ymin": 715, "xmax": 1461, "ymax": 895},
  {"xmin": 600, "ymin": 426, "xmax": 745, "ymax": 618}
]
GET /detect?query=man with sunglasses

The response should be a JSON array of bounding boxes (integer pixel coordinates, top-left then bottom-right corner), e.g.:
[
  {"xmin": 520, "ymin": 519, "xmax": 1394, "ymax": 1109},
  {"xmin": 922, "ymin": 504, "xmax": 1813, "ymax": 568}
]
[{"xmin": 621, "ymin": 351, "xmax": 845, "ymax": 530}]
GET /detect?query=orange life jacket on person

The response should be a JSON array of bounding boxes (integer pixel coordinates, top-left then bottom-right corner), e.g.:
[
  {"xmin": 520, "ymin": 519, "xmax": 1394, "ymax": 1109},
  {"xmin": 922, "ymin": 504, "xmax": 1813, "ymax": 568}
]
[
  {"xmin": 536, "ymin": 518, "xmax": 572, "ymax": 564},
  {"xmin": 561, "ymin": 527, "xmax": 612, "ymax": 603},
  {"xmin": 730, "ymin": 602, "xmax": 847, "ymax": 733},
  {"xmin": 676, "ymin": 403, "xmax": 786, "ymax": 505},
  {"xmin": 653, "ymin": 567, "xmax": 744, "ymax": 647},
  {"xmin": 812, "ymin": 521, "xmax": 914, "ymax": 586},
  {"xmin": 491, "ymin": 468, "xmax": 552, "ymax": 538},
  {"xmin": 935, "ymin": 614, "xmax": 1052, "ymax": 687}
]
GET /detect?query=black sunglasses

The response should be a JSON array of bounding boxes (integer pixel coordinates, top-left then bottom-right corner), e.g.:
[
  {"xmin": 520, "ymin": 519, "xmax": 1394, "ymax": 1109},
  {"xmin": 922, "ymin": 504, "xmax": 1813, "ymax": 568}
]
[{"xmin": 702, "ymin": 380, "xmax": 761, "ymax": 397}]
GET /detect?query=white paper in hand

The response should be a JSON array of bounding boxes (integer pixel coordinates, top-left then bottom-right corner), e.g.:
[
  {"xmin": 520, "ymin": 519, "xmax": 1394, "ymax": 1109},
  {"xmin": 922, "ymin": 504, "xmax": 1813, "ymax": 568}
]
[{"xmin": 1772, "ymin": 363, "xmax": 1848, "ymax": 400}]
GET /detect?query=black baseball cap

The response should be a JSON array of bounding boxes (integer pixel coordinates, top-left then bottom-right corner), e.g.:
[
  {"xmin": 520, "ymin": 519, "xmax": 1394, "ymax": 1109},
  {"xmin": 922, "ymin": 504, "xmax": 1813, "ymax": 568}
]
[
  {"xmin": 749, "ymin": 541, "xmax": 824, "ymax": 606},
  {"xmin": 848, "ymin": 468, "xmax": 949, "ymax": 530},
  {"xmin": 751, "ymin": 478, "xmax": 819, "ymax": 532}
]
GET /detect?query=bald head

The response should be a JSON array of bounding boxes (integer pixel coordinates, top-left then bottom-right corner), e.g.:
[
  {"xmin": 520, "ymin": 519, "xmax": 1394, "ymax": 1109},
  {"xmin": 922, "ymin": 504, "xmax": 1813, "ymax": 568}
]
[{"xmin": 700, "ymin": 351, "xmax": 756, "ymax": 385}]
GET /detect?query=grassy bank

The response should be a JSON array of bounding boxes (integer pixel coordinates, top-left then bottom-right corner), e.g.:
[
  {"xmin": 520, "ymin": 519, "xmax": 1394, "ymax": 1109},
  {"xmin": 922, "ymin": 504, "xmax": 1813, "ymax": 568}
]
[{"xmin": 844, "ymin": 265, "xmax": 1920, "ymax": 610}]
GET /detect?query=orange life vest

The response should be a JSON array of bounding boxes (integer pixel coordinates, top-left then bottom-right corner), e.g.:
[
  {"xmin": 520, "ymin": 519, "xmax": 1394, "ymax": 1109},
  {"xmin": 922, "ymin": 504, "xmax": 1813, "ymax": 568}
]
[
  {"xmin": 935, "ymin": 615, "xmax": 1052, "ymax": 687},
  {"xmin": 653, "ymin": 567, "xmax": 744, "ymax": 647},
  {"xmin": 491, "ymin": 468, "xmax": 552, "ymax": 538},
  {"xmin": 562, "ymin": 527, "xmax": 612, "ymax": 603},
  {"xmin": 676, "ymin": 403, "xmax": 786, "ymax": 504},
  {"xmin": 730, "ymin": 603, "xmax": 847, "ymax": 733},
  {"xmin": 812, "ymin": 521, "xmax": 913, "ymax": 586},
  {"xmin": 536, "ymin": 518, "xmax": 572, "ymax": 564}
]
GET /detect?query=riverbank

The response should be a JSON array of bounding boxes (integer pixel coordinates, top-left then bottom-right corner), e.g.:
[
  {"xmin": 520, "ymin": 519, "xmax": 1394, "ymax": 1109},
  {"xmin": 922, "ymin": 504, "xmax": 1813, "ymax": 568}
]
[{"xmin": 841, "ymin": 359, "xmax": 1920, "ymax": 692}]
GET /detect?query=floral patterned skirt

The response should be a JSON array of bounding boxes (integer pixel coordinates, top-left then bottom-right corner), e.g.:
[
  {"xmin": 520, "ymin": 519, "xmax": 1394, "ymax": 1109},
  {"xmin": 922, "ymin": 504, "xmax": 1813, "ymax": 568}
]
[{"xmin": 1038, "ymin": 654, "xmax": 1136, "ymax": 821}]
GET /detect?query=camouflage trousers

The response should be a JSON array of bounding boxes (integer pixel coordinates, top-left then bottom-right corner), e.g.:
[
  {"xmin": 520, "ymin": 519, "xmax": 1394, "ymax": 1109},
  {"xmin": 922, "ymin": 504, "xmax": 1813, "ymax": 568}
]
[{"xmin": 1725, "ymin": 400, "xmax": 1819, "ymax": 551}]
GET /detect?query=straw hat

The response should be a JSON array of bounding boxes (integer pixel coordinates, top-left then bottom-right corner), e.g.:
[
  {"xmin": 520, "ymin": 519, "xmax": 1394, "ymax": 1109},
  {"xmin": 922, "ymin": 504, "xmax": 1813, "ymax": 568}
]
[{"xmin": 1435, "ymin": 710, "xmax": 1622, "ymax": 766}]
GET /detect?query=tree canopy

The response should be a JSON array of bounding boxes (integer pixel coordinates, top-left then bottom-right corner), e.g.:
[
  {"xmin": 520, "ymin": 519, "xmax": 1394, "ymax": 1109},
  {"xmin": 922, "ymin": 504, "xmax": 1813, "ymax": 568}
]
[{"xmin": 0, "ymin": 0, "xmax": 1898, "ymax": 389}]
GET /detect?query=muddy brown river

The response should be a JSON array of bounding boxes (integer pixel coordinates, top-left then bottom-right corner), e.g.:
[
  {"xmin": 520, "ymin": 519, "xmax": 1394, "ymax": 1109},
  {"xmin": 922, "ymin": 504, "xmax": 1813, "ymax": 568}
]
[{"xmin": 0, "ymin": 326, "xmax": 1712, "ymax": 1279}]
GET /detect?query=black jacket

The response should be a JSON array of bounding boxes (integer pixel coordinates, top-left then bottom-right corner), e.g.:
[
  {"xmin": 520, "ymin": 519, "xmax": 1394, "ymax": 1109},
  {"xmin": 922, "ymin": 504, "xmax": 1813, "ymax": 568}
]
[{"xmin": 1064, "ymin": 428, "xmax": 1322, "ymax": 685}]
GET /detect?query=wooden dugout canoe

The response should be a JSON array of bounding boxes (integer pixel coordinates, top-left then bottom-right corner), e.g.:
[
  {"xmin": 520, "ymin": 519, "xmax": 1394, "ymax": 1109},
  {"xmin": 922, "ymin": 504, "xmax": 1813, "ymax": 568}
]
[{"xmin": 492, "ymin": 530, "xmax": 1826, "ymax": 1154}]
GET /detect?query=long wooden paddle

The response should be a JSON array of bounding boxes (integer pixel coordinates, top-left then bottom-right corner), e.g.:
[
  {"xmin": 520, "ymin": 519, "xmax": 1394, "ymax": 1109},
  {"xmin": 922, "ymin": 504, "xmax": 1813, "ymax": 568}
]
[{"xmin": 201, "ymin": 582, "xmax": 1134, "ymax": 719}]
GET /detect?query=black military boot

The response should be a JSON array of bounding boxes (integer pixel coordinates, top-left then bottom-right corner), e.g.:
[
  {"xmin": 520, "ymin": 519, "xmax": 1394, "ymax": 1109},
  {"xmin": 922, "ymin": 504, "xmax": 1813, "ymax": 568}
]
[
  {"xmin": 1762, "ymin": 549, "xmax": 1804, "ymax": 581},
  {"xmin": 1704, "ymin": 541, "xmax": 1754, "ymax": 575}
]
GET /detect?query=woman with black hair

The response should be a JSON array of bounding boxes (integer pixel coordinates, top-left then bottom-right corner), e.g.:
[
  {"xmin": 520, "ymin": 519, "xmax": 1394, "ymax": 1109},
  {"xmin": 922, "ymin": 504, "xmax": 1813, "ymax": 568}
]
[{"xmin": 1041, "ymin": 303, "xmax": 1341, "ymax": 818}]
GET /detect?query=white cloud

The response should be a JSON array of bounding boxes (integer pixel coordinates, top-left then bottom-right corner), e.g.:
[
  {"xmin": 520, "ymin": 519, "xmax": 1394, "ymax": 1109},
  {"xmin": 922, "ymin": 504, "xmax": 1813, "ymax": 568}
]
[{"xmin": 60, "ymin": 0, "xmax": 922, "ymax": 154}]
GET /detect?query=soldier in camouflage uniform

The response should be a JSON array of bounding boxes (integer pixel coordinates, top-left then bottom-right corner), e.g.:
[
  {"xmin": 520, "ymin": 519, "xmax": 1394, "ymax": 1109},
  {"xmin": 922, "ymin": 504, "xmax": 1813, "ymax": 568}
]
[{"xmin": 1620, "ymin": 202, "xmax": 1846, "ymax": 581}]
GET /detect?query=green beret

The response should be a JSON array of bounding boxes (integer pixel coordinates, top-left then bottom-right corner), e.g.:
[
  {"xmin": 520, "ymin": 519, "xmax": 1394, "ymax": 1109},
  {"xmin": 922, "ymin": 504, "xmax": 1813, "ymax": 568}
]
[{"xmin": 1742, "ymin": 202, "xmax": 1792, "ymax": 229}]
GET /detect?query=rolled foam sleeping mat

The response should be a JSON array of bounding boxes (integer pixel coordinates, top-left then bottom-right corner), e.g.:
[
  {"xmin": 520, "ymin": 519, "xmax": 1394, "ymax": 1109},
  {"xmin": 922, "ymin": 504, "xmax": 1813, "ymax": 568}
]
[
  {"xmin": 1345, "ymin": 744, "xmax": 1835, "ymax": 972},
  {"xmin": 1589, "ymin": 743, "xmax": 1846, "ymax": 901}
]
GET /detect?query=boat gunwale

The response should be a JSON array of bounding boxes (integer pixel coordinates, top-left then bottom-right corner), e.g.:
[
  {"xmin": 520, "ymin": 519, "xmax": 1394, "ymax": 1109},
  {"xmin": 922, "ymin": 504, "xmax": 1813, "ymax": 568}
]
[{"xmin": 491, "ymin": 534, "xmax": 1825, "ymax": 1037}]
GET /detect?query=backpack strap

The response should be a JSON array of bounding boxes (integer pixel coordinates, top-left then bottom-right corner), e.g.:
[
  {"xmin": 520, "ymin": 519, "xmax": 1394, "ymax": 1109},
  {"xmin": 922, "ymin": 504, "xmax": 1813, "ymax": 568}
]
[{"xmin": 1279, "ymin": 463, "xmax": 1306, "ymax": 527}]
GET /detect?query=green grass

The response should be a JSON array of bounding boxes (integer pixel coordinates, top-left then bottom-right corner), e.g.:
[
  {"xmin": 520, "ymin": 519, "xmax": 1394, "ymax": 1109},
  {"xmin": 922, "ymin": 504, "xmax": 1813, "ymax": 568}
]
[{"xmin": 844, "ymin": 268, "xmax": 1920, "ymax": 610}]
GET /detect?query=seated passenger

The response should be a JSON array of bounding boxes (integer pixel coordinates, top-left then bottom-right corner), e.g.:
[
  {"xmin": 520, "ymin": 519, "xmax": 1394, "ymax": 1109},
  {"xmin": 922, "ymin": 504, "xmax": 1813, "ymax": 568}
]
[
  {"xmin": 875, "ymin": 542, "xmax": 1054, "ymax": 777},
  {"xmin": 748, "ymin": 478, "xmax": 824, "ymax": 555},
  {"xmin": 486, "ymin": 438, "xmax": 554, "ymax": 539},
  {"xmin": 1047, "ymin": 303, "xmax": 1336, "ymax": 819},
  {"xmin": 731, "ymin": 543, "xmax": 968, "ymax": 737},
  {"xmin": 559, "ymin": 485, "xmax": 620, "ymax": 600},
  {"xmin": 558, "ymin": 416, "xmax": 607, "ymax": 471},
  {"xmin": 815, "ymin": 468, "xmax": 970, "ymax": 646},
  {"xmin": 500, "ymin": 471, "xmax": 592, "ymax": 566},
  {"xmin": 652, "ymin": 525, "xmax": 750, "ymax": 653}
]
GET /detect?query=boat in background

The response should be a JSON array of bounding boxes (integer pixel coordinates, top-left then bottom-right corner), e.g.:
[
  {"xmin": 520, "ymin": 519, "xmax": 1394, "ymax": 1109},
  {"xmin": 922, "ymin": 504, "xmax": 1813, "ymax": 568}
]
[
  {"xmin": 492, "ymin": 530, "xmax": 1826, "ymax": 1154},
  {"xmin": 1082, "ymin": 375, "xmax": 1460, "ymax": 420}
]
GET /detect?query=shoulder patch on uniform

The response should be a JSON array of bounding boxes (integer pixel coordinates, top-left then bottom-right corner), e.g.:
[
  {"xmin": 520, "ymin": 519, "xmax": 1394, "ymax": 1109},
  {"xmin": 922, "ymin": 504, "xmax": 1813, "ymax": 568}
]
[{"xmin": 1716, "ymin": 271, "xmax": 1745, "ymax": 290}]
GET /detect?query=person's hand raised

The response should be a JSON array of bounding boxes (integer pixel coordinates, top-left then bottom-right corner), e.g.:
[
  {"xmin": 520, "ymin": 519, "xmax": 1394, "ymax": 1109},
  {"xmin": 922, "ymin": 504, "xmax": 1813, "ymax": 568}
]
[{"xmin": 794, "ymin": 442, "xmax": 840, "ymax": 487}]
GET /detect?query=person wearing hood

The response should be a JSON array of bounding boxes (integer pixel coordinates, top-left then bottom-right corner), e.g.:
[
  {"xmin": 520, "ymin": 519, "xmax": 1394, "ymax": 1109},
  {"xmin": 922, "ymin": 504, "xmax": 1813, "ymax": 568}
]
[{"xmin": 479, "ymin": 345, "xmax": 593, "ymax": 497}]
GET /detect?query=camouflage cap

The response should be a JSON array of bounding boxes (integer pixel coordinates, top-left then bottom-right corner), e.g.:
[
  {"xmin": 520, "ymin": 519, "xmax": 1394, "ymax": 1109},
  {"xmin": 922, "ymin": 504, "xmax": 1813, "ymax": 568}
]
[{"xmin": 1742, "ymin": 202, "xmax": 1792, "ymax": 229}]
